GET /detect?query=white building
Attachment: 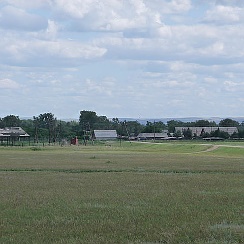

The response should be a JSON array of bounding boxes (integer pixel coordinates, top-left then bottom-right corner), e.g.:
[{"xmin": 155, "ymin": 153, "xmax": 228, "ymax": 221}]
[
  {"xmin": 93, "ymin": 130, "xmax": 118, "ymax": 140},
  {"xmin": 175, "ymin": 127, "xmax": 238, "ymax": 137},
  {"xmin": 137, "ymin": 130, "xmax": 169, "ymax": 140}
]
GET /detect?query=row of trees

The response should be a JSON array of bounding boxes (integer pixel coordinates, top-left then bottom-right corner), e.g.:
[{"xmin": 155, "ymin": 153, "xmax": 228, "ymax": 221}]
[
  {"xmin": 178, "ymin": 127, "xmax": 243, "ymax": 140},
  {"xmin": 1, "ymin": 111, "xmax": 244, "ymax": 141}
]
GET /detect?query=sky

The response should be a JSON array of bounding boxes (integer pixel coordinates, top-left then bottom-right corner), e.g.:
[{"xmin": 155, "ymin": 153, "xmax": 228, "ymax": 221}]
[{"xmin": 0, "ymin": 0, "xmax": 244, "ymax": 120}]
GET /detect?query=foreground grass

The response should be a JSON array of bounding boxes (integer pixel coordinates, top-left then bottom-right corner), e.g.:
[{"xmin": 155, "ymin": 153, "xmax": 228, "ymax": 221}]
[{"xmin": 1, "ymin": 142, "xmax": 244, "ymax": 243}]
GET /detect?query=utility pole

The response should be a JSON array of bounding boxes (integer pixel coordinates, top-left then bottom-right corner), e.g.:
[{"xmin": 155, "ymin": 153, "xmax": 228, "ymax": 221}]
[{"xmin": 154, "ymin": 120, "xmax": 156, "ymax": 142}]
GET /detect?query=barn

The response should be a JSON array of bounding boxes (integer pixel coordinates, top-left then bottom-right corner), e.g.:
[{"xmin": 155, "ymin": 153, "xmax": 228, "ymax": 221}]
[
  {"xmin": 93, "ymin": 130, "xmax": 118, "ymax": 140},
  {"xmin": 0, "ymin": 127, "xmax": 30, "ymax": 145},
  {"xmin": 137, "ymin": 130, "xmax": 169, "ymax": 140}
]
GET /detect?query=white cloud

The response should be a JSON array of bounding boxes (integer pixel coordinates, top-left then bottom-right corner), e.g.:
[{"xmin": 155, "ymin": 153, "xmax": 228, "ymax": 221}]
[
  {"xmin": 1, "ymin": 0, "xmax": 244, "ymax": 118},
  {"xmin": 85, "ymin": 77, "xmax": 116, "ymax": 96},
  {"xmin": 51, "ymin": 0, "xmax": 191, "ymax": 33},
  {"xmin": 0, "ymin": 32, "xmax": 107, "ymax": 67},
  {"xmin": 2, "ymin": 0, "xmax": 51, "ymax": 9},
  {"xmin": 224, "ymin": 80, "xmax": 244, "ymax": 92},
  {"xmin": 215, "ymin": 0, "xmax": 244, "ymax": 7},
  {"xmin": 0, "ymin": 5, "xmax": 48, "ymax": 31},
  {"xmin": 203, "ymin": 5, "xmax": 243, "ymax": 24},
  {"xmin": 45, "ymin": 20, "xmax": 59, "ymax": 40},
  {"xmin": 0, "ymin": 78, "xmax": 19, "ymax": 89},
  {"xmin": 147, "ymin": 0, "xmax": 191, "ymax": 14}
]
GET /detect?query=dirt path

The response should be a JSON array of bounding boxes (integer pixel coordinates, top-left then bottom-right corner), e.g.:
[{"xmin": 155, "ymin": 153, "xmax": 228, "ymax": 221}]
[
  {"xmin": 203, "ymin": 145, "xmax": 220, "ymax": 152},
  {"xmin": 200, "ymin": 144, "xmax": 244, "ymax": 153}
]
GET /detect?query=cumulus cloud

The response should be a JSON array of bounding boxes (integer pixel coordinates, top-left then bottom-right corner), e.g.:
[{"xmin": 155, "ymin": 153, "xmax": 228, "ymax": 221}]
[
  {"xmin": 215, "ymin": 0, "xmax": 244, "ymax": 7},
  {"xmin": 2, "ymin": 0, "xmax": 51, "ymax": 9},
  {"xmin": 0, "ymin": 0, "xmax": 244, "ymax": 118},
  {"xmin": 203, "ymin": 5, "xmax": 243, "ymax": 24},
  {"xmin": 0, "ymin": 5, "xmax": 48, "ymax": 31},
  {"xmin": 85, "ymin": 77, "xmax": 116, "ymax": 96},
  {"xmin": 51, "ymin": 0, "xmax": 191, "ymax": 34},
  {"xmin": 0, "ymin": 32, "xmax": 107, "ymax": 67},
  {"xmin": 0, "ymin": 78, "xmax": 19, "ymax": 89}
]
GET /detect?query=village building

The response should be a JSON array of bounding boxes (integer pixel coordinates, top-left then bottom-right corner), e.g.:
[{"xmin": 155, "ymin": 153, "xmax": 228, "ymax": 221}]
[
  {"xmin": 0, "ymin": 127, "xmax": 30, "ymax": 145},
  {"xmin": 137, "ymin": 130, "xmax": 169, "ymax": 140},
  {"xmin": 93, "ymin": 130, "xmax": 118, "ymax": 140},
  {"xmin": 175, "ymin": 127, "xmax": 238, "ymax": 137}
]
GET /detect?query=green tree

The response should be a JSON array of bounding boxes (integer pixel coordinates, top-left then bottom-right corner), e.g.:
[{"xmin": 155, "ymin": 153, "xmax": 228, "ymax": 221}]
[
  {"xmin": 141, "ymin": 121, "xmax": 162, "ymax": 133},
  {"xmin": 126, "ymin": 121, "xmax": 143, "ymax": 136},
  {"xmin": 195, "ymin": 120, "xmax": 216, "ymax": 127},
  {"xmin": 230, "ymin": 131, "xmax": 239, "ymax": 139},
  {"xmin": 174, "ymin": 130, "xmax": 182, "ymax": 138},
  {"xmin": 2, "ymin": 115, "xmax": 21, "ymax": 127},
  {"xmin": 64, "ymin": 120, "xmax": 80, "ymax": 138},
  {"xmin": 210, "ymin": 129, "xmax": 229, "ymax": 139},
  {"xmin": 167, "ymin": 120, "xmax": 185, "ymax": 133},
  {"xmin": 36, "ymin": 113, "xmax": 57, "ymax": 143},
  {"xmin": 219, "ymin": 118, "xmax": 239, "ymax": 127},
  {"xmin": 79, "ymin": 110, "xmax": 98, "ymax": 130},
  {"xmin": 238, "ymin": 129, "xmax": 244, "ymax": 138},
  {"xmin": 0, "ymin": 118, "xmax": 3, "ymax": 128},
  {"xmin": 110, "ymin": 119, "xmax": 143, "ymax": 137},
  {"xmin": 20, "ymin": 119, "xmax": 35, "ymax": 138},
  {"xmin": 182, "ymin": 128, "xmax": 192, "ymax": 139},
  {"xmin": 95, "ymin": 116, "xmax": 110, "ymax": 129}
]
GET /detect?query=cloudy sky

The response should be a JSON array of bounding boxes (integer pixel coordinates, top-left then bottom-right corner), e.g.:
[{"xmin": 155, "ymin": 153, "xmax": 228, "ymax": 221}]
[{"xmin": 0, "ymin": 0, "xmax": 244, "ymax": 119}]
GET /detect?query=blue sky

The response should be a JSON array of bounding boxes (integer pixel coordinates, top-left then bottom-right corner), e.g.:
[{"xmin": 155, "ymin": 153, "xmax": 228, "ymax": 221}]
[{"xmin": 0, "ymin": 0, "xmax": 244, "ymax": 119}]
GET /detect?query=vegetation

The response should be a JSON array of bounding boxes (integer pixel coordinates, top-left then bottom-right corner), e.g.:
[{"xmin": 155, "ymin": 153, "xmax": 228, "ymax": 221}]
[
  {"xmin": 1, "ymin": 112, "xmax": 244, "ymax": 141},
  {"xmin": 0, "ymin": 141, "xmax": 244, "ymax": 243}
]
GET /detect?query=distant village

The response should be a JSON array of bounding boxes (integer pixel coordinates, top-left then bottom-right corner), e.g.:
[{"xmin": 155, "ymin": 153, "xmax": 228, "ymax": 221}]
[{"xmin": 1, "ymin": 111, "xmax": 244, "ymax": 146}]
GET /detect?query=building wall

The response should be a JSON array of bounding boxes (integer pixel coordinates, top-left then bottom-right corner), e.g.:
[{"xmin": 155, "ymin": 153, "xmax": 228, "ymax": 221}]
[
  {"xmin": 94, "ymin": 130, "xmax": 117, "ymax": 140},
  {"xmin": 175, "ymin": 127, "xmax": 238, "ymax": 136}
]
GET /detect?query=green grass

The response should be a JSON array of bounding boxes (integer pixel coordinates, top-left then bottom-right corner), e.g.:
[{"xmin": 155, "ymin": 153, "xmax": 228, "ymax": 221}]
[{"xmin": 1, "ymin": 141, "xmax": 244, "ymax": 243}]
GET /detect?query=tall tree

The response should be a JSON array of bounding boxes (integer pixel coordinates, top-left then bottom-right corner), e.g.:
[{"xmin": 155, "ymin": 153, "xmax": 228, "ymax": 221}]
[
  {"xmin": 182, "ymin": 128, "xmax": 192, "ymax": 139},
  {"xmin": 79, "ymin": 110, "xmax": 98, "ymax": 130},
  {"xmin": 219, "ymin": 118, "xmax": 239, "ymax": 127},
  {"xmin": 0, "ymin": 118, "xmax": 3, "ymax": 128},
  {"xmin": 141, "ymin": 121, "xmax": 164, "ymax": 133},
  {"xmin": 167, "ymin": 120, "xmax": 185, "ymax": 133},
  {"xmin": 2, "ymin": 115, "xmax": 21, "ymax": 127},
  {"xmin": 33, "ymin": 116, "xmax": 40, "ymax": 142},
  {"xmin": 37, "ymin": 113, "xmax": 57, "ymax": 143},
  {"xmin": 95, "ymin": 116, "xmax": 110, "ymax": 129},
  {"xmin": 195, "ymin": 120, "xmax": 216, "ymax": 127}
]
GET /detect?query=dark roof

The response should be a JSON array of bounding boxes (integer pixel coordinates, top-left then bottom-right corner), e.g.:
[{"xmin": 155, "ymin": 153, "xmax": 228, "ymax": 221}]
[{"xmin": 0, "ymin": 127, "xmax": 29, "ymax": 137}]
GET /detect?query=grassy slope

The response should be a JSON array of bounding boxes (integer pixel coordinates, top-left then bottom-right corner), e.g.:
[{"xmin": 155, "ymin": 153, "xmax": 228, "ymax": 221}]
[{"xmin": 0, "ymin": 141, "xmax": 244, "ymax": 244}]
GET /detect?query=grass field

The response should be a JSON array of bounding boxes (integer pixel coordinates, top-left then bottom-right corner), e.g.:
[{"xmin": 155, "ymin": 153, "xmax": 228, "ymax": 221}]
[{"xmin": 1, "ymin": 141, "xmax": 244, "ymax": 243}]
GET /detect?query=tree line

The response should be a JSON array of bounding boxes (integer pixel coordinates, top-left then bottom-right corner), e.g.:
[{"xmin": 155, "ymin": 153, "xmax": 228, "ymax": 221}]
[{"xmin": 1, "ymin": 111, "xmax": 244, "ymax": 141}]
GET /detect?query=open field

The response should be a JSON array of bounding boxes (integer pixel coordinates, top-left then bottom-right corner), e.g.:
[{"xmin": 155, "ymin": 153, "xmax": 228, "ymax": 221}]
[{"xmin": 1, "ymin": 141, "xmax": 244, "ymax": 243}]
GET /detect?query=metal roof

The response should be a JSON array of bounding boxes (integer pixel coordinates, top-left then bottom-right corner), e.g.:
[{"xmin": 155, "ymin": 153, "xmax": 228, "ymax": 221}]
[
  {"xmin": 0, "ymin": 127, "xmax": 29, "ymax": 137},
  {"xmin": 94, "ymin": 130, "xmax": 117, "ymax": 139},
  {"xmin": 137, "ymin": 132, "xmax": 168, "ymax": 138}
]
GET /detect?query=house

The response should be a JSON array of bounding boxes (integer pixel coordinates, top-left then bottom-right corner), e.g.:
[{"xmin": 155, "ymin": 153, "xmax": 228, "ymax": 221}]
[
  {"xmin": 0, "ymin": 127, "xmax": 30, "ymax": 145},
  {"xmin": 175, "ymin": 127, "xmax": 238, "ymax": 137},
  {"xmin": 93, "ymin": 130, "xmax": 118, "ymax": 140},
  {"xmin": 0, "ymin": 127, "xmax": 29, "ymax": 138},
  {"xmin": 137, "ymin": 130, "xmax": 169, "ymax": 140}
]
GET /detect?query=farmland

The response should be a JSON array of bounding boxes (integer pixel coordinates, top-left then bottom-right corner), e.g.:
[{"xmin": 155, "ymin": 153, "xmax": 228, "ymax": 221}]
[{"xmin": 1, "ymin": 141, "xmax": 244, "ymax": 244}]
